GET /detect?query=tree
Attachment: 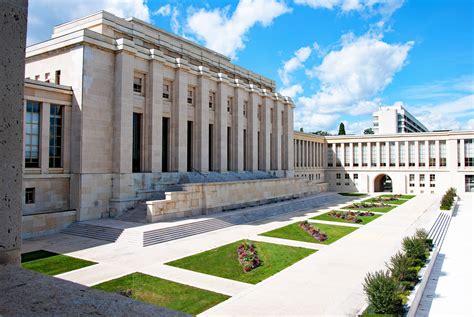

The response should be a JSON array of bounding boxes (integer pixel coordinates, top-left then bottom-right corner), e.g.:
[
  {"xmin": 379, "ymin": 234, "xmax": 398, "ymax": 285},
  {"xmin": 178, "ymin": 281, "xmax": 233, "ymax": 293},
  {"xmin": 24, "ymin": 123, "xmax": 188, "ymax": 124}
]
[
  {"xmin": 338, "ymin": 122, "xmax": 346, "ymax": 135},
  {"xmin": 311, "ymin": 130, "xmax": 330, "ymax": 136},
  {"xmin": 364, "ymin": 128, "xmax": 374, "ymax": 135},
  {"xmin": 299, "ymin": 127, "xmax": 304, "ymax": 132}
]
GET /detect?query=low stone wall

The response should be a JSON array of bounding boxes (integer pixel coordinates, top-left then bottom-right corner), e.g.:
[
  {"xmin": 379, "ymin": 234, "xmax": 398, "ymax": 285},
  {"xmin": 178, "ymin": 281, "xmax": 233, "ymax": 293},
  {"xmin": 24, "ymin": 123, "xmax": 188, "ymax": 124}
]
[
  {"xmin": 146, "ymin": 178, "xmax": 328, "ymax": 222},
  {"xmin": 22, "ymin": 210, "xmax": 76, "ymax": 238}
]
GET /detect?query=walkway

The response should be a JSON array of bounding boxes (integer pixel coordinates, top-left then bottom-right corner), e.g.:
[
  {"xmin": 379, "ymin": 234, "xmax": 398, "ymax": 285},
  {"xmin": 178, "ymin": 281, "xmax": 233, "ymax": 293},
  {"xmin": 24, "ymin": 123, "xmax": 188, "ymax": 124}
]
[{"xmin": 416, "ymin": 194, "xmax": 474, "ymax": 316}]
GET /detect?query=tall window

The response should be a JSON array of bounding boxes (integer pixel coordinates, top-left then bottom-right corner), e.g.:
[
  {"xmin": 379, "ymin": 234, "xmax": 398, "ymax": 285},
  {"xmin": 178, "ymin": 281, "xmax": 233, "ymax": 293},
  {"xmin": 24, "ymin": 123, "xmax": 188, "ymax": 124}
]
[
  {"xmin": 227, "ymin": 97, "xmax": 233, "ymax": 113},
  {"xmin": 187, "ymin": 87, "xmax": 194, "ymax": 105},
  {"xmin": 344, "ymin": 145, "xmax": 350, "ymax": 167},
  {"xmin": 409, "ymin": 142, "xmax": 415, "ymax": 166},
  {"xmin": 439, "ymin": 141, "xmax": 447, "ymax": 167},
  {"xmin": 380, "ymin": 143, "xmax": 386, "ymax": 167},
  {"xmin": 371, "ymin": 143, "xmax": 377, "ymax": 167},
  {"xmin": 163, "ymin": 81, "xmax": 171, "ymax": 100},
  {"xmin": 399, "ymin": 142, "xmax": 406, "ymax": 167},
  {"xmin": 327, "ymin": 144, "xmax": 333, "ymax": 167},
  {"xmin": 25, "ymin": 101, "xmax": 40, "ymax": 168},
  {"xmin": 209, "ymin": 92, "xmax": 215, "ymax": 109},
  {"xmin": 419, "ymin": 142, "xmax": 426, "ymax": 167},
  {"xmin": 389, "ymin": 142, "xmax": 396, "ymax": 167},
  {"xmin": 465, "ymin": 139, "xmax": 474, "ymax": 167},
  {"xmin": 362, "ymin": 143, "xmax": 368, "ymax": 167},
  {"xmin": 257, "ymin": 105, "xmax": 262, "ymax": 120},
  {"xmin": 49, "ymin": 105, "xmax": 63, "ymax": 168},
  {"xmin": 133, "ymin": 76, "xmax": 143, "ymax": 94},
  {"xmin": 243, "ymin": 100, "xmax": 248, "ymax": 117},
  {"xmin": 353, "ymin": 144, "xmax": 359, "ymax": 166},
  {"xmin": 429, "ymin": 141, "xmax": 436, "ymax": 167}
]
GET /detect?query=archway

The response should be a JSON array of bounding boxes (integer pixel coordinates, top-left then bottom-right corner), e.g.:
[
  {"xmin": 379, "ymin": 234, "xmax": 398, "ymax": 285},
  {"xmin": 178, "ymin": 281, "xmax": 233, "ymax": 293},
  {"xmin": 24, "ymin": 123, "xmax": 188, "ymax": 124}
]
[{"xmin": 374, "ymin": 174, "xmax": 393, "ymax": 192}]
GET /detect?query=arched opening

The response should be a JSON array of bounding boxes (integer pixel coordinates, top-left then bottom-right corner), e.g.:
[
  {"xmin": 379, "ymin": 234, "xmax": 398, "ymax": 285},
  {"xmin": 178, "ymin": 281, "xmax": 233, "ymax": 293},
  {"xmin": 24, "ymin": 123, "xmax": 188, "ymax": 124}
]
[{"xmin": 374, "ymin": 174, "xmax": 393, "ymax": 192}]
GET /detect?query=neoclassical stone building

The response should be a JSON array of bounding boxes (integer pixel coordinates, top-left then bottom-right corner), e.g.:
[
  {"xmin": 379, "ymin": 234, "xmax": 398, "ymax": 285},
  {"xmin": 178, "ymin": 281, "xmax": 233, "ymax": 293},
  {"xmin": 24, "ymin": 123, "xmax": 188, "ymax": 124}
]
[{"xmin": 24, "ymin": 11, "xmax": 295, "ymax": 234}]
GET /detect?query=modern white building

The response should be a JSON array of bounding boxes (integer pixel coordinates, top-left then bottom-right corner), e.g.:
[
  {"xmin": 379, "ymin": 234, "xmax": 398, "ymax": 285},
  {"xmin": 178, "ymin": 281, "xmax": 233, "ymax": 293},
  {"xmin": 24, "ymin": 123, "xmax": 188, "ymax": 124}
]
[{"xmin": 373, "ymin": 104, "xmax": 428, "ymax": 134}]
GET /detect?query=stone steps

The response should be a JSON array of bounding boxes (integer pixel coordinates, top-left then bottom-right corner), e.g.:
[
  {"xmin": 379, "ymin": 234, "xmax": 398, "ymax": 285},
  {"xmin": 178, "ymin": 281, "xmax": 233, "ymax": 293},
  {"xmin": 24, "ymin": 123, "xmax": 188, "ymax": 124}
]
[
  {"xmin": 61, "ymin": 223, "xmax": 124, "ymax": 242},
  {"xmin": 428, "ymin": 211, "xmax": 451, "ymax": 246}
]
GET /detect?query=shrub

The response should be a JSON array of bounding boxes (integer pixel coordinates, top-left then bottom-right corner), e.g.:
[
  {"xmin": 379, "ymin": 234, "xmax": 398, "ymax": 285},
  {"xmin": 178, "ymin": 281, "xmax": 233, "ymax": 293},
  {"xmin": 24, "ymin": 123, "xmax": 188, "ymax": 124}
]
[
  {"xmin": 402, "ymin": 236, "xmax": 427, "ymax": 265},
  {"xmin": 415, "ymin": 229, "xmax": 433, "ymax": 250},
  {"xmin": 363, "ymin": 270, "xmax": 403, "ymax": 315},
  {"xmin": 387, "ymin": 251, "xmax": 418, "ymax": 283},
  {"xmin": 440, "ymin": 187, "xmax": 457, "ymax": 210}
]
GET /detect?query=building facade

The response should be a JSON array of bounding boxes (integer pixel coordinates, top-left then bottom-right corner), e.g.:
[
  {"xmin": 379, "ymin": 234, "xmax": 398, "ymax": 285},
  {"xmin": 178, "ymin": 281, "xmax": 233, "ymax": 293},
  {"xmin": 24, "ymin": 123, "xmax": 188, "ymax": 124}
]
[
  {"xmin": 294, "ymin": 131, "xmax": 474, "ymax": 194},
  {"xmin": 373, "ymin": 104, "xmax": 428, "ymax": 134},
  {"xmin": 23, "ymin": 11, "xmax": 295, "ymax": 231}
]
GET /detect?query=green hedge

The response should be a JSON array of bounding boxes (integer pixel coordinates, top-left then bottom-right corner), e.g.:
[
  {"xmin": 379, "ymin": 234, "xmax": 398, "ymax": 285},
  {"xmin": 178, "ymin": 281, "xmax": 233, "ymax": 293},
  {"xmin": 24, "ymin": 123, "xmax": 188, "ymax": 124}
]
[{"xmin": 440, "ymin": 187, "xmax": 457, "ymax": 210}]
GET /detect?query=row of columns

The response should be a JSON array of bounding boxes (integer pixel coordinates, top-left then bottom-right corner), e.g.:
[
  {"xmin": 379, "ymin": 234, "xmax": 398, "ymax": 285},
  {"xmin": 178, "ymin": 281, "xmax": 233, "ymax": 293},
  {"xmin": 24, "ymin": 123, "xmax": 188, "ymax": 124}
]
[
  {"xmin": 294, "ymin": 139, "xmax": 324, "ymax": 169},
  {"xmin": 113, "ymin": 45, "xmax": 294, "ymax": 175},
  {"xmin": 329, "ymin": 140, "xmax": 452, "ymax": 169}
]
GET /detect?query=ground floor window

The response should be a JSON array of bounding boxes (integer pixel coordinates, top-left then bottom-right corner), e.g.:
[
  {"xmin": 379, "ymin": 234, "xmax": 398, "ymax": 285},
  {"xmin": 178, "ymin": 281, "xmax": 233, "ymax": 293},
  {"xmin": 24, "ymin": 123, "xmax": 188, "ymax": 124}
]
[{"xmin": 465, "ymin": 175, "xmax": 474, "ymax": 192}]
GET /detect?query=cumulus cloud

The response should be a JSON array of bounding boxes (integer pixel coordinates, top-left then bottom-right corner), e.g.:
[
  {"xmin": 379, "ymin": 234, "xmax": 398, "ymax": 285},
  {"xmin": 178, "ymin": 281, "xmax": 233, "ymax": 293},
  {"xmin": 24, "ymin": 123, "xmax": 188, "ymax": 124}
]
[
  {"xmin": 294, "ymin": 111, "xmax": 340, "ymax": 132},
  {"xmin": 186, "ymin": 0, "xmax": 291, "ymax": 59},
  {"xmin": 28, "ymin": 0, "xmax": 150, "ymax": 45},
  {"xmin": 154, "ymin": 4, "xmax": 171, "ymax": 16},
  {"xmin": 300, "ymin": 33, "xmax": 413, "ymax": 114},
  {"xmin": 279, "ymin": 84, "xmax": 304, "ymax": 98},
  {"xmin": 294, "ymin": 0, "xmax": 404, "ymax": 18},
  {"xmin": 278, "ymin": 45, "xmax": 315, "ymax": 85}
]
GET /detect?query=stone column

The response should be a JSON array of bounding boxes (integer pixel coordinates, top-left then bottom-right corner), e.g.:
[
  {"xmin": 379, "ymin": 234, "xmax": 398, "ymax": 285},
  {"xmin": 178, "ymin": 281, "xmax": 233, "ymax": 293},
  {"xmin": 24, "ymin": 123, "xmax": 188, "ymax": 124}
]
[
  {"xmin": 459, "ymin": 139, "xmax": 465, "ymax": 168},
  {"xmin": 415, "ymin": 140, "xmax": 420, "ymax": 167},
  {"xmin": 303, "ymin": 141, "xmax": 307, "ymax": 168},
  {"xmin": 248, "ymin": 87, "xmax": 258, "ymax": 171},
  {"xmin": 272, "ymin": 98, "xmax": 282, "ymax": 171},
  {"xmin": 349, "ymin": 143, "xmax": 354, "ymax": 167},
  {"xmin": 146, "ymin": 50, "xmax": 164, "ymax": 172},
  {"xmin": 40, "ymin": 102, "xmax": 50, "ymax": 173},
  {"xmin": 341, "ymin": 143, "xmax": 346, "ymax": 167},
  {"xmin": 376, "ymin": 142, "xmax": 381, "ymax": 167},
  {"xmin": 171, "ymin": 59, "xmax": 188, "ymax": 172},
  {"xmin": 447, "ymin": 139, "xmax": 457, "ymax": 170},
  {"xmin": 232, "ymin": 81, "xmax": 244, "ymax": 171},
  {"xmin": 358, "ymin": 142, "xmax": 363, "ymax": 168},
  {"xmin": 195, "ymin": 66, "xmax": 210, "ymax": 172},
  {"xmin": 0, "ymin": 0, "xmax": 28, "ymax": 265},
  {"xmin": 261, "ymin": 93, "xmax": 271, "ymax": 171},
  {"xmin": 405, "ymin": 142, "xmax": 410, "ymax": 167},
  {"xmin": 425, "ymin": 140, "xmax": 430, "ymax": 167},
  {"xmin": 395, "ymin": 141, "xmax": 400, "ymax": 167},
  {"xmin": 282, "ymin": 101, "xmax": 293, "ymax": 173},
  {"xmin": 215, "ymin": 73, "xmax": 228, "ymax": 171}
]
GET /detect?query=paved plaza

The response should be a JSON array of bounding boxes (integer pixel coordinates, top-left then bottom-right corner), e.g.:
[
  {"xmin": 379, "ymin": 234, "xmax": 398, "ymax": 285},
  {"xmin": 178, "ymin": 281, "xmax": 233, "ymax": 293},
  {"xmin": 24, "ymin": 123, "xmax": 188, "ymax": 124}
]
[
  {"xmin": 22, "ymin": 193, "xmax": 441, "ymax": 316},
  {"xmin": 416, "ymin": 194, "xmax": 474, "ymax": 317}
]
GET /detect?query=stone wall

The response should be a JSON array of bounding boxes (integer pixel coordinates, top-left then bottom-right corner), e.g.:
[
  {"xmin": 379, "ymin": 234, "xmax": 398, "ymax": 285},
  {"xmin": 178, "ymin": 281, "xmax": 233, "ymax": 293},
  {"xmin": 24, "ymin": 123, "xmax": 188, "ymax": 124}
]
[
  {"xmin": 147, "ymin": 178, "xmax": 328, "ymax": 222},
  {"xmin": 22, "ymin": 210, "xmax": 76, "ymax": 239}
]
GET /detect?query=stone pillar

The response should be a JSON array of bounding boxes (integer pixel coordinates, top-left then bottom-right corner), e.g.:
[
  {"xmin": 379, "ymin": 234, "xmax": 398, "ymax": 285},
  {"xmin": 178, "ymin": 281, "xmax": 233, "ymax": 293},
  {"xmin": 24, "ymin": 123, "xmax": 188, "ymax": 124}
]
[
  {"xmin": 405, "ymin": 142, "xmax": 410, "ymax": 167},
  {"xmin": 282, "ymin": 101, "xmax": 293, "ymax": 173},
  {"xmin": 171, "ymin": 60, "xmax": 188, "ymax": 172},
  {"xmin": 215, "ymin": 74, "xmax": 228, "ymax": 171},
  {"xmin": 425, "ymin": 140, "xmax": 430, "ymax": 167},
  {"xmin": 395, "ymin": 141, "xmax": 400, "ymax": 167},
  {"xmin": 341, "ymin": 143, "xmax": 346, "ymax": 167},
  {"xmin": 146, "ymin": 50, "xmax": 164, "ymax": 172},
  {"xmin": 261, "ymin": 93, "xmax": 271, "ymax": 171},
  {"xmin": 358, "ymin": 142, "xmax": 363, "ymax": 168},
  {"xmin": 376, "ymin": 142, "xmax": 381, "ymax": 167},
  {"xmin": 40, "ymin": 102, "xmax": 50, "ymax": 173},
  {"xmin": 272, "ymin": 97, "xmax": 282, "ymax": 171},
  {"xmin": 195, "ymin": 66, "xmax": 210, "ymax": 172},
  {"xmin": 349, "ymin": 143, "xmax": 354, "ymax": 167},
  {"xmin": 248, "ymin": 87, "xmax": 258, "ymax": 171},
  {"xmin": 303, "ymin": 141, "xmax": 307, "ymax": 168},
  {"xmin": 435, "ymin": 140, "xmax": 440, "ymax": 168},
  {"xmin": 459, "ymin": 139, "xmax": 465, "ymax": 168},
  {"xmin": 447, "ymin": 139, "xmax": 457, "ymax": 170},
  {"xmin": 415, "ymin": 140, "xmax": 420, "ymax": 167},
  {"xmin": 0, "ymin": 0, "xmax": 28, "ymax": 266},
  {"xmin": 232, "ymin": 82, "xmax": 244, "ymax": 171}
]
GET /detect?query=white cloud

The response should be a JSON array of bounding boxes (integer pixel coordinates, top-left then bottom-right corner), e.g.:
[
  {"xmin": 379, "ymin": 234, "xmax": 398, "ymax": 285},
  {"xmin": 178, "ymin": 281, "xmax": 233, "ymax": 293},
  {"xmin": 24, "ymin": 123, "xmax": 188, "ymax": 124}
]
[
  {"xmin": 28, "ymin": 0, "xmax": 150, "ymax": 45},
  {"xmin": 294, "ymin": 108, "xmax": 340, "ymax": 132},
  {"xmin": 279, "ymin": 84, "xmax": 304, "ymax": 98},
  {"xmin": 294, "ymin": 0, "xmax": 404, "ymax": 18},
  {"xmin": 300, "ymin": 33, "xmax": 413, "ymax": 114},
  {"xmin": 278, "ymin": 45, "xmax": 313, "ymax": 85},
  {"xmin": 154, "ymin": 4, "xmax": 171, "ymax": 16},
  {"xmin": 186, "ymin": 0, "xmax": 291, "ymax": 59}
]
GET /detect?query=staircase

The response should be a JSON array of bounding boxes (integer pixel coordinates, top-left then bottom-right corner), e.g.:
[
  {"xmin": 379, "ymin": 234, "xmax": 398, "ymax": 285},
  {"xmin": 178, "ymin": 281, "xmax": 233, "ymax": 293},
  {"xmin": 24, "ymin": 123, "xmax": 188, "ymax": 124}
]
[
  {"xmin": 428, "ymin": 211, "xmax": 452, "ymax": 246},
  {"xmin": 61, "ymin": 223, "xmax": 124, "ymax": 242}
]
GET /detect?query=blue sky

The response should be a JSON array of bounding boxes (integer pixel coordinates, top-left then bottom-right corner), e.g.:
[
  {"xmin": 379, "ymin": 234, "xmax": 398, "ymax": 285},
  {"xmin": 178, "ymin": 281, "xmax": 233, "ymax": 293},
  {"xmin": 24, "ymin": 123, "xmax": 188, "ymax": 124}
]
[{"xmin": 28, "ymin": 0, "xmax": 473, "ymax": 134}]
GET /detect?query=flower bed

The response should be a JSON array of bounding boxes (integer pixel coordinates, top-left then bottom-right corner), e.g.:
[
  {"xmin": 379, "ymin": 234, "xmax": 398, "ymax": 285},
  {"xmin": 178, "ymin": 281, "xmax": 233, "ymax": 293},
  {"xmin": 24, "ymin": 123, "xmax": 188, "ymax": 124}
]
[
  {"xmin": 327, "ymin": 210, "xmax": 375, "ymax": 223},
  {"xmin": 348, "ymin": 202, "xmax": 389, "ymax": 209},
  {"xmin": 299, "ymin": 221, "xmax": 328, "ymax": 242},
  {"xmin": 236, "ymin": 241, "xmax": 261, "ymax": 272}
]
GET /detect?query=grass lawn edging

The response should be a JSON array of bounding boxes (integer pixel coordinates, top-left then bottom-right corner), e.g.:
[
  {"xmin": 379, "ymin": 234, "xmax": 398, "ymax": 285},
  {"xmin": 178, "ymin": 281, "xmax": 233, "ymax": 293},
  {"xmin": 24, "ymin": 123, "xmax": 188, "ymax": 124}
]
[
  {"xmin": 21, "ymin": 250, "xmax": 96, "ymax": 276},
  {"xmin": 166, "ymin": 240, "xmax": 315, "ymax": 284}
]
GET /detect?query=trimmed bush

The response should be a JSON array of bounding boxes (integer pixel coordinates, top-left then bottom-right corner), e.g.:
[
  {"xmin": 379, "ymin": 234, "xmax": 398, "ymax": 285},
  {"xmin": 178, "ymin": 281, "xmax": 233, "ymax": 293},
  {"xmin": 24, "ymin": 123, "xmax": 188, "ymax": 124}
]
[
  {"xmin": 402, "ymin": 236, "xmax": 427, "ymax": 265},
  {"xmin": 440, "ymin": 187, "xmax": 457, "ymax": 210},
  {"xmin": 363, "ymin": 270, "xmax": 403, "ymax": 315},
  {"xmin": 387, "ymin": 251, "xmax": 418, "ymax": 283}
]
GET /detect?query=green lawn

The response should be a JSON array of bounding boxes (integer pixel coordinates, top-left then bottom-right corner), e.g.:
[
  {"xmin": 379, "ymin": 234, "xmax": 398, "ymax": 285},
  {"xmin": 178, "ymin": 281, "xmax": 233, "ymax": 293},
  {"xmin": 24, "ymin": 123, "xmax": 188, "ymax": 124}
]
[
  {"xmin": 311, "ymin": 211, "xmax": 382, "ymax": 225},
  {"xmin": 380, "ymin": 194, "xmax": 415, "ymax": 199},
  {"xmin": 362, "ymin": 197, "xmax": 407, "ymax": 205},
  {"xmin": 343, "ymin": 204, "xmax": 396, "ymax": 213},
  {"xmin": 166, "ymin": 240, "xmax": 315, "ymax": 284},
  {"xmin": 338, "ymin": 192, "xmax": 367, "ymax": 196},
  {"xmin": 21, "ymin": 250, "xmax": 96, "ymax": 276},
  {"xmin": 260, "ymin": 222, "xmax": 358, "ymax": 245},
  {"xmin": 93, "ymin": 272, "xmax": 229, "ymax": 315}
]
